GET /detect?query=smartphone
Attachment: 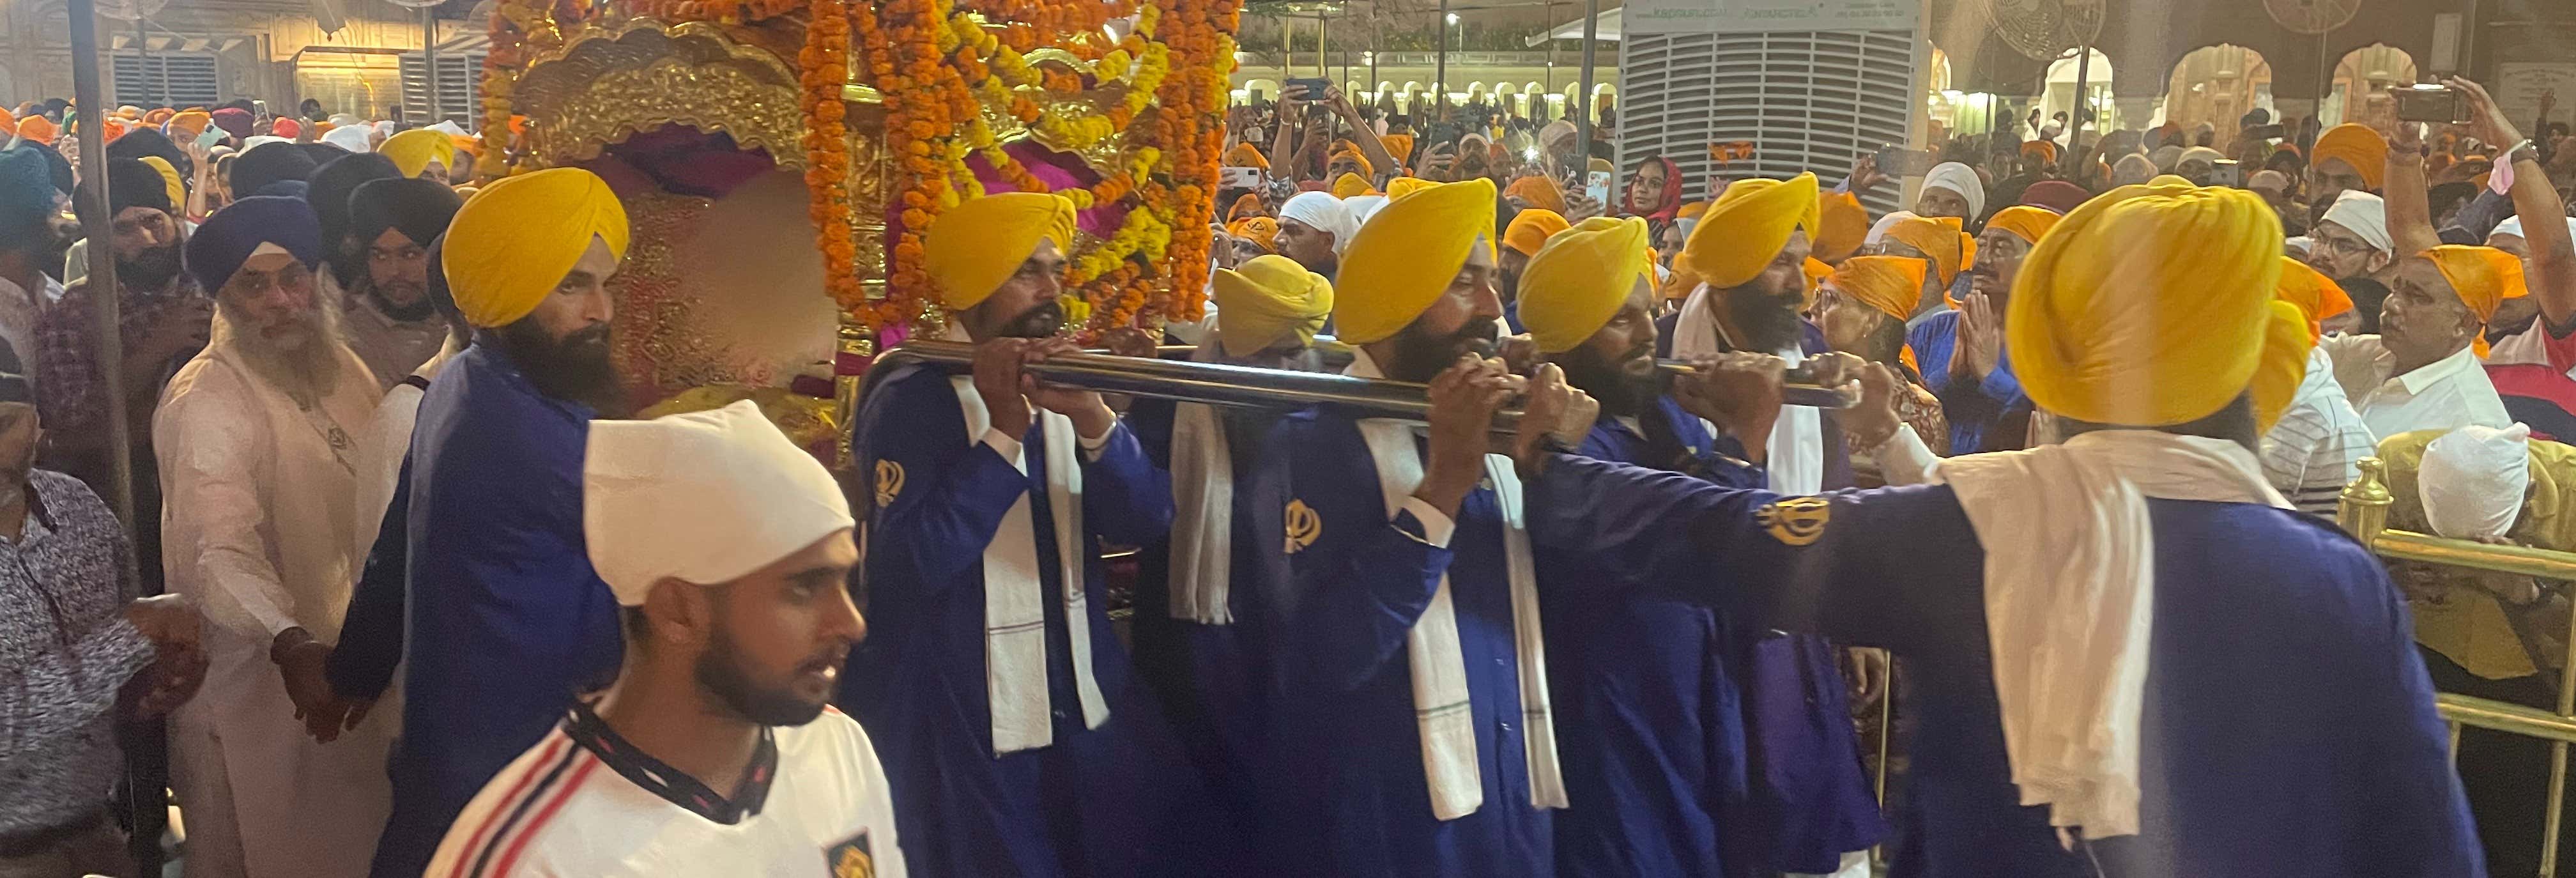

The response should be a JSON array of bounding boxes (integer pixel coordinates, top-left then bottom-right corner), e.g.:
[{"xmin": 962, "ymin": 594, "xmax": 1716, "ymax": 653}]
[
  {"xmin": 1285, "ymin": 77, "xmax": 1333, "ymax": 100},
  {"xmin": 2241, "ymin": 123, "xmax": 2285, "ymax": 141},
  {"xmin": 1585, "ymin": 170, "xmax": 1611, "ymax": 206},
  {"xmin": 2394, "ymin": 84, "xmax": 2471, "ymax": 124},
  {"xmin": 195, "ymin": 128, "xmax": 225, "ymax": 149},
  {"xmin": 2208, "ymin": 158, "xmax": 2244, "ymax": 188},
  {"xmin": 1876, "ymin": 145, "xmax": 1933, "ymax": 176},
  {"xmin": 252, "ymin": 99, "xmax": 269, "ymax": 118},
  {"xmin": 1219, "ymin": 166, "xmax": 1263, "ymax": 189}
]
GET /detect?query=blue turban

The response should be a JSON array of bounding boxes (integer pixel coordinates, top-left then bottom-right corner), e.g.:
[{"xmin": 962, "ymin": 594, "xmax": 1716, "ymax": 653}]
[
  {"xmin": 186, "ymin": 196, "xmax": 321, "ymax": 294},
  {"xmin": 0, "ymin": 144, "xmax": 53, "ymax": 247}
]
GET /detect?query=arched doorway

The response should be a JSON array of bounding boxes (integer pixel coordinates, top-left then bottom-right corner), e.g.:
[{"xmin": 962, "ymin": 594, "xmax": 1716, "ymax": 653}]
[
  {"xmin": 2041, "ymin": 47, "xmax": 2114, "ymax": 135},
  {"xmin": 2165, "ymin": 44, "xmax": 2274, "ymax": 148},
  {"xmin": 2325, "ymin": 44, "xmax": 2417, "ymax": 129}
]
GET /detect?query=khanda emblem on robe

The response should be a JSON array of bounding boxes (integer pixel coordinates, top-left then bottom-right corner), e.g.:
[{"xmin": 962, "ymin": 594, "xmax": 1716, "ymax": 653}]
[
  {"xmin": 1756, "ymin": 497, "xmax": 1832, "ymax": 546},
  {"xmin": 1284, "ymin": 498, "xmax": 1321, "ymax": 553},
  {"xmin": 825, "ymin": 831, "xmax": 875, "ymax": 878},
  {"xmin": 873, "ymin": 459, "xmax": 905, "ymax": 509}
]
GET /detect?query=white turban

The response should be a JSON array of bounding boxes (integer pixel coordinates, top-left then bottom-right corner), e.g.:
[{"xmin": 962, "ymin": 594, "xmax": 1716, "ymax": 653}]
[
  {"xmin": 1921, "ymin": 162, "xmax": 1986, "ymax": 219},
  {"xmin": 1278, "ymin": 191, "xmax": 1360, "ymax": 257},
  {"xmin": 321, "ymin": 125, "xmax": 373, "ymax": 153},
  {"xmin": 583, "ymin": 400, "xmax": 854, "ymax": 605},
  {"xmin": 1344, "ymin": 194, "xmax": 1390, "ymax": 226},
  {"xmin": 1866, "ymin": 209, "xmax": 1920, "ymax": 247},
  {"xmin": 2420, "ymin": 423, "xmax": 2533, "ymax": 541},
  {"xmin": 427, "ymin": 119, "xmax": 467, "ymax": 137},
  {"xmin": 2320, "ymin": 190, "xmax": 2393, "ymax": 256},
  {"xmin": 2492, "ymin": 215, "xmax": 2576, "ymax": 243}
]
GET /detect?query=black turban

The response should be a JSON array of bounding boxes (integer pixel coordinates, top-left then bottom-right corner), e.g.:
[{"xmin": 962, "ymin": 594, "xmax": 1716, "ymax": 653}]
[
  {"xmin": 75, "ymin": 158, "xmax": 173, "ymax": 226},
  {"xmin": 229, "ymin": 142, "xmax": 320, "ymax": 202},
  {"xmin": 105, "ymin": 127, "xmax": 190, "ymax": 181},
  {"xmin": 307, "ymin": 153, "xmax": 400, "ymax": 284},
  {"xmin": 348, "ymin": 178, "xmax": 462, "ymax": 251}
]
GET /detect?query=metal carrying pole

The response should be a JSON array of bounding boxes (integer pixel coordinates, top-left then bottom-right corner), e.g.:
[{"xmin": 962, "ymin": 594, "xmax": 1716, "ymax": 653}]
[
  {"xmin": 2068, "ymin": 45, "xmax": 2091, "ymax": 183},
  {"xmin": 1434, "ymin": 0, "xmax": 1448, "ymax": 116},
  {"xmin": 424, "ymin": 5, "xmax": 440, "ymax": 124},
  {"xmin": 1575, "ymin": 0, "xmax": 1598, "ymax": 155}
]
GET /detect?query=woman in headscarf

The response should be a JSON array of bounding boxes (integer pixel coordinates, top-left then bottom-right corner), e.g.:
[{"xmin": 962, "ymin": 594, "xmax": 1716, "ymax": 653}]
[{"xmin": 1621, "ymin": 155, "xmax": 1683, "ymax": 222}]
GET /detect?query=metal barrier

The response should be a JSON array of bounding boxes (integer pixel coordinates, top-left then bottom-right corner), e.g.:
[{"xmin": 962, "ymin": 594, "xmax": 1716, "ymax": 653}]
[{"xmin": 2342, "ymin": 456, "xmax": 2576, "ymax": 876}]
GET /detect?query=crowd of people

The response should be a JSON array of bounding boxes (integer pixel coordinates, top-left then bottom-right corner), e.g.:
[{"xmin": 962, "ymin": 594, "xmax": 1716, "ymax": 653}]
[{"xmin": 0, "ymin": 67, "xmax": 2573, "ymax": 878}]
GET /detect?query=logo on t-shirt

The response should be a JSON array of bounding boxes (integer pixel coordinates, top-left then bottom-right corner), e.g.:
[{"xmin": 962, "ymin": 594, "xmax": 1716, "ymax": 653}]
[{"xmin": 826, "ymin": 830, "xmax": 875, "ymax": 878}]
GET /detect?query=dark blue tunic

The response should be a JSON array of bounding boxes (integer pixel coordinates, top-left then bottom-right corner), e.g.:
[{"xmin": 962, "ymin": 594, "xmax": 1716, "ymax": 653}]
[
  {"xmin": 1908, "ymin": 311, "xmax": 2027, "ymax": 454},
  {"xmin": 1525, "ymin": 455, "xmax": 2487, "ymax": 877},
  {"xmin": 841, "ymin": 365, "xmax": 1227, "ymax": 877}
]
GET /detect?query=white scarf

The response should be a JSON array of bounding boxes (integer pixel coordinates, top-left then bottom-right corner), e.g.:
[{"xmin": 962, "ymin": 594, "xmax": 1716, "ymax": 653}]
[
  {"xmin": 1348, "ymin": 351, "xmax": 1566, "ymax": 819},
  {"xmin": 1932, "ymin": 430, "xmax": 2288, "ymax": 841},
  {"xmin": 1167, "ymin": 401, "xmax": 1234, "ymax": 623},
  {"xmin": 1670, "ymin": 285, "xmax": 1822, "ymax": 493},
  {"xmin": 945, "ymin": 369, "xmax": 1111, "ymax": 755}
]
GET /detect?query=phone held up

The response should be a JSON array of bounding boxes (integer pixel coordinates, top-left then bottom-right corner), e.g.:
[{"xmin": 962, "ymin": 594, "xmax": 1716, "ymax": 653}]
[
  {"xmin": 1875, "ymin": 144, "xmax": 1934, "ymax": 177},
  {"xmin": 2393, "ymin": 84, "xmax": 2474, "ymax": 125},
  {"xmin": 1284, "ymin": 78, "xmax": 1333, "ymax": 101}
]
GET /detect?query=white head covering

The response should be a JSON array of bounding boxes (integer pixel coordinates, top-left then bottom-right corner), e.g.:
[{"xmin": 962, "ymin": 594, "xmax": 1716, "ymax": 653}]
[
  {"xmin": 321, "ymin": 125, "xmax": 373, "ymax": 153},
  {"xmin": 1920, "ymin": 162, "xmax": 1986, "ymax": 219},
  {"xmin": 1344, "ymin": 194, "xmax": 1390, "ymax": 226},
  {"xmin": 2492, "ymin": 215, "xmax": 2576, "ymax": 243},
  {"xmin": 1866, "ymin": 209, "xmax": 1920, "ymax": 247},
  {"xmin": 328, "ymin": 113, "xmax": 361, "ymax": 127},
  {"xmin": 243, "ymin": 135, "xmax": 291, "ymax": 150},
  {"xmin": 2283, "ymin": 236, "xmax": 2313, "ymax": 259},
  {"xmin": 2320, "ymin": 190, "xmax": 2393, "ymax": 256},
  {"xmin": 2420, "ymin": 423, "xmax": 2533, "ymax": 541},
  {"xmin": 583, "ymin": 400, "xmax": 854, "ymax": 605},
  {"xmin": 1278, "ymin": 191, "xmax": 1359, "ymax": 257},
  {"xmin": 427, "ymin": 119, "xmax": 467, "ymax": 137}
]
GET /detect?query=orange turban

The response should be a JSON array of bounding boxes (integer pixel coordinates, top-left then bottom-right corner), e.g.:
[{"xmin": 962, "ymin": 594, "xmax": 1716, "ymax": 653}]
[
  {"xmin": 1503, "ymin": 208, "xmax": 1570, "ymax": 258},
  {"xmin": 1330, "ymin": 141, "xmax": 1374, "ymax": 177},
  {"xmin": 2425, "ymin": 244, "xmax": 2529, "ymax": 357},
  {"xmin": 271, "ymin": 118, "xmax": 300, "ymax": 139},
  {"xmin": 2272, "ymin": 257, "xmax": 2355, "ymax": 343},
  {"xmin": 1505, "ymin": 175, "xmax": 1567, "ymax": 213},
  {"xmin": 1814, "ymin": 190, "xmax": 1869, "ymax": 263},
  {"xmin": 1683, "ymin": 173, "xmax": 1820, "ymax": 289},
  {"xmin": 1331, "ymin": 172, "xmax": 1377, "ymax": 199},
  {"xmin": 2021, "ymin": 140, "xmax": 2060, "ymax": 164},
  {"xmin": 169, "ymin": 109, "xmax": 211, "ymax": 140},
  {"xmin": 1829, "ymin": 255, "xmax": 1931, "ymax": 321},
  {"xmin": 1229, "ymin": 192, "xmax": 1266, "ymax": 222},
  {"xmin": 1380, "ymin": 134, "xmax": 1414, "ymax": 166},
  {"xmin": 2313, "ymin": 124, "xmax": 2389, "ymax": 190},
  {"xmin": 1676, "ymin": 201, "xmax": 1710, "ymax": 221},
  {"xmin": 0, "ymin": 111, "xmax": 13, "ymax": 140},
  {"xmin": 143, "ymin": 107, "xmax": 173, "ymax": 126},
  {"xmin": 1802, "ymin": 256, "xmax": 1833, "ymax": 307},
  {"xmin": 1986, "ymin": 205, "xmax": 2062, "ymax": 245},
  {"xmin": 98, "ymin": 119, "xmax": 128, "ymax": 144},
  {"xmin": 2248, "ymin": 300, "xmax": 2317, "ymax": 433},
  {"xmin": 1224, "ymin": 142, "xmax": 1269, "ymax": 169},
  {"xmin": 1229, "ymin": 216, "xmax": 1280, "ymax": 252},
  {"xmin": 1885, "ymin": 215, "xmax": 1974, "ymax": 288},
  {"xmin": 17, "ymin": 116, "xmax": 55, "ymax": 145}
]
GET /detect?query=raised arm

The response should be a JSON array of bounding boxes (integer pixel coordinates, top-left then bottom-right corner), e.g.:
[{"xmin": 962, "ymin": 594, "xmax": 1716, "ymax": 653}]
[
  {"xmin": 2455, "ymin": 77, "xmax": 2576, "ymax": 327},
  {"xmin": 2384, "ymin": 121, "xmax": 2444, "ymax": 258}
]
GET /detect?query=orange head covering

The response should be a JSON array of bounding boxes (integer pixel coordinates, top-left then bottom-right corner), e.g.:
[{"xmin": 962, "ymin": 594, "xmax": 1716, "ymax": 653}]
[
  {"xmin": 0, "ymin": 110, "xmax": 13, "ymax": 140},
  {"xmin": 1329, "ymin": 141, "xmax": 1374, "ymax": 177},
  {"xmin": 1813, "ymin": 190, "xmax": 1869, "ymax": 263},
  {"xmin": 2312, "ymin": 124, "xmax": 2389, "ymax": 190},
  {"xmin": 142, "ymin": 107, "xmax": 173, "ymax": 127},
  {"xmin": 1885, "ymin": 215, "xmax": 1974, "ymax": 288},
  {"xmin": 98, "ymin": 118, "xmax": 128, "ymax": 144},
  {"xmin": 1504, "ymin": 175, "xmax": 1567, "ymax": 213},
  {"xmin": 1224, "ymin": 142, "xmax": 1269, "ymax": 170},
  {"xmin": 1229, "ymin": 192, "xmax": 1266, "ymax": 222},
  {"xmin": 271, "ymin": 117, "xmax": 301, "ymax": 139},
  {"xmin": 1675, "ymin": 201, "xmax": 1710, "ymax": 221},
  {"xmin": 1503, "ymin": 209, "xmax": 1571, "ymax": 258},
  {"xmin": 1379, "ymin": 134, "xmax": 1414, "ymax": 167},
  {"xmin": 1828, "ymin": 255, "xmax": 1931, "ymax": 322},
  {"xmin": 1228, "ymin": 216, "xmax": 1280, "ymax": 253},
  {"xmin": 1801, "ymin": 257, "xmax": 1833, "ymax": 307},
  {"xmin": 1332, "ymin": 172, "xmax": 1378, "ymax": 199},
  {"xmin": 16, "ymin": 116, "xmax": 56, "ymax": 145},
  {"xmin": 2424, "ymin": 245, "xmax": 2530, "ymax": 357},
  {"xmin": 2271, "ymin": 257, "xmax": 2354, "ymax": 343},
  {"xmin": 2021, "ymin": 140, "xmax": 2060, "ymax": 164},
  {"xmin": 168, "ymin": 109, "xmax": 211, "ymax": 140},
  {"xmin": 1986, "ymin": 205, "xmax": 2063, "ymax": 245}
]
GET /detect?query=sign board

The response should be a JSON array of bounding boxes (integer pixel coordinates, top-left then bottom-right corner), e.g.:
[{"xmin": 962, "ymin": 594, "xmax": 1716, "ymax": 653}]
[
  {"xmin": 2494, "ymin": 62, "xmax": 2576, "ymax": 138},
  {"xmin": 1623, "ymin": 0, "xmax": 1917, "ymax": 36}
]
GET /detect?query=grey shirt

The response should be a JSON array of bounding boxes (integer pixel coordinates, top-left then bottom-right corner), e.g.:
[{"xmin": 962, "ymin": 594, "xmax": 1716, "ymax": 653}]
[{"xmin": 0, "ymin": 470, "xmax": 151, "ymax": 836}]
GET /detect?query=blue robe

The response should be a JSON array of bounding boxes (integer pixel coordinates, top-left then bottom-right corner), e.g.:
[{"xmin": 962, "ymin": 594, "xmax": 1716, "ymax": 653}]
[
  {"xmin": 1550, "ymin": 398, "xmax": 1883, "ymax": 878},
  {"xmin": 1122, "ymin": 398, "xmax": 1297, "ymax": 853},
  {"xmin": 1909, "ymin": 311, "xmax": 2028, "ymax": 454},
  {"xmin": 1524, "ymin": 455, "xmax": 2487, "ymax": 877},
  {"xmin": 840, "ymin": 365, "xmax": 1227, "ymax": 877},
  {"xmin": 371, "ymin": 343, "xmax": 625, "ymax": 877},
  {"xmin": 1264, "ymin": 408, "xmax": 1561, "ymax": 877}
]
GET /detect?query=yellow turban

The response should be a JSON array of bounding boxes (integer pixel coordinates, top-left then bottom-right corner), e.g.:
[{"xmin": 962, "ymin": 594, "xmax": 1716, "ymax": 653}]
[
  {"xmin": 1519, "ymin": 216, "xmax": 1652, "ymax": 353},
  {"xmin": 1986, "ymin": 205, "xmax": 2062, "ymax": 245},
  {"xmin": 2149, "ymin": 174, "xmax": 2193, "ymax": 187},
  {"xmin": 1503, "ymin": 208, "xmax": 1570, "ymax": 258},
  {"xmin": 1676, "ymin": 201, "xmax": 1710, "ymax": 221},
  {"xmin": 2313, "ymin": 124, "xmax": 2389, "ymax": 190},
  {"xmin": 1334, "ymin": 178, "xmax": 1497, "ymax": 344},
  {"xmin": 2273, "ymin": 257, "xmax": 2354, "ymax": 343},
  {"xmin": 1223, "ymin": 142, "xmax": 1268, "ymax": 170},
  {"xmin": 1505, "ymin": 175, "xmax": 1567, "ymax": 213},
  {"xmin": 2426, "ymin": 244, "xmax": 2530, "ymax": 358},
  {"xmin": 1828, "ymin": 255, "xmax": 1929, "ymax": 322},
  {"xmin": 1330, "ymin": 141, "xmax": 1375, "ymax": 177},
  {"xmin": 379, "ymin": 128, "xmax": 459, "ymax": 179},
  {"xmin": 1683, "ymin": 173, "xmax": 1819, "ymax": 289},
  {"xmin": 2248, "ymin": 300, "xmax": 2317, "ymax": 433},
  {"xmin": 1386, "ymin": 176, "xmax": 1440, "ymax": 201},
  {"xmin": 1332, "ymin": 173, "xmax": 1377, "ymax": 199},
  {"xmin": 2010, "ymin": 182, "xmax": 2284, "ymax": 426},
  {"xmin": 443, "ymin": 167, "xmax": 631, "ymax": 328},
  {"xmin": 924, "ymin": 191, "xmax": 1076, "ymax": 311},
  {"xmin": 1886, "ymin": 215, "xmax": 1974, "ymax": 288},
  {"xmin": 136, "ymin": 156, "xmax": 185, "ymax": 215},
  {"xmin": 1228, "ymin": 216, "xmax": 1279, "ymax": 252},
  {"xmin": 1801, "ymin": 257, "xmax": 1832, "ymax": 308},
  {"xmin": 1211, "ymin": 254, "xmax": 1333, "ymax": 357},
  {"xmin": 1814, "ymin": 190, "xmax": 1869, "ymax": 263},
  {"xmin": 1229, "ymin": 192, "xmax": 1266, "ymax": 222}
]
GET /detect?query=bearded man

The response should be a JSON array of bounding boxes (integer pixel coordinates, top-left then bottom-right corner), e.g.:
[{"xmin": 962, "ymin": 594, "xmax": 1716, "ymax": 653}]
[
  {"xmin": 369, "ymin": 167, "xmax": 632, "ymax": 877},
  {"xmin": 845, "ymin": 192, "xmax": 1227, "ymax": 876},
  {"xmin": 155, "ymin": 195, "xmax": 391, "ymax": 877},
  {"xmin": 334, "ymin": 178, "xmax": 461, "ymax": 389},
  {"xmin": 1517, "ymin": 215, "xmax": 1885, "ymax": 877}
]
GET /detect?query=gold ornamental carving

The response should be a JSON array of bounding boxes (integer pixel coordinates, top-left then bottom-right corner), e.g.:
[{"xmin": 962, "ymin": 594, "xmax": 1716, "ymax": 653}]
[{"xmin": 513, "ymin": 19, "xmax": 808, "ymax": 170}]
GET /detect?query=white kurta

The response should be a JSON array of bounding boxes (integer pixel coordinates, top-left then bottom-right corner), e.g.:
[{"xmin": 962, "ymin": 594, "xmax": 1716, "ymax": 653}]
[{"xmin": 155, "ymin": 317, "xmax": 392, "ymax": 878}]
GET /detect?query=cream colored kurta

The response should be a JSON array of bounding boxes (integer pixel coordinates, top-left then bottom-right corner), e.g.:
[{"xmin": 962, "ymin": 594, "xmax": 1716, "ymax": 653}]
[{"xmin": 155, "ymin": 312, "xmax": 391, "ymax": 878}]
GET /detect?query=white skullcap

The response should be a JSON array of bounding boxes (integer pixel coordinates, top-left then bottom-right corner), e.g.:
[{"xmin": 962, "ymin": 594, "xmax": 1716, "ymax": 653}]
[
  {"xmin": 1344, "ymin": 194, "xmax": 1389, "ymax": 226},
  {"xmin": 2420, "ymin": 422, "xmax": 2533, "ymax": 541},
  {"xmin": 2492, "ymin": 215, "xmax": 2576, "ymax": 243},
  {"xmin": 2320, "ymin": 190, "xmax": 2392, "ymax": 256},
  {"xmin": 583, "ymin": 400, "xmax": 854, "ymax": 605},
  {"xmin": 321, "ymin": 125, "xmax": 373, "ymax": 154},
  {"xmin": 1277, "ymin": 191, "xmax": 1358, "ymax": 257},
  {"xmin": 1920, "ymin": 162, "xmax": 1986, "ymax": 219},
  {"xmin": 1866, "ymin": 209, "xmax": 1920, "ymax": 247}
]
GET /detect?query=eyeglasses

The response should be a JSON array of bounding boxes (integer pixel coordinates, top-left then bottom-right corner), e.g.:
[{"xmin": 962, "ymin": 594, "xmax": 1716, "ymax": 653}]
[{"xmin": 2315, "ymin": 234, "xmax": 2377, "ymax": 256}]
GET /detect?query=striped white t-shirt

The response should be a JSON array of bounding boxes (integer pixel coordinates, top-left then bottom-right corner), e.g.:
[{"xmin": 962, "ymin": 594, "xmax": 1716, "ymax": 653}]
[
  {"xmin": 426, "ymin": 702, "xmax": 906, "ymax": 878},
  {"xmin": 2259, "ymin": 346, "xmax": 2379, "ymax": 516}
]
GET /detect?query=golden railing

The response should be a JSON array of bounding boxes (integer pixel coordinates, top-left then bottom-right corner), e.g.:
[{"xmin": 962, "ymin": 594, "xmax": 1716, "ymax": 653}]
[{"xmin": 2342, "ymin": 456, "xmax": 2576, "ymax": 876}]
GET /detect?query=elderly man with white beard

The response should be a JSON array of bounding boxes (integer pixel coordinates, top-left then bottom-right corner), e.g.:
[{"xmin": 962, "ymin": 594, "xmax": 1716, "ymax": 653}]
[{"xmin": 154, "ymin": 195, "xmax": 391, "ymax": 877}]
